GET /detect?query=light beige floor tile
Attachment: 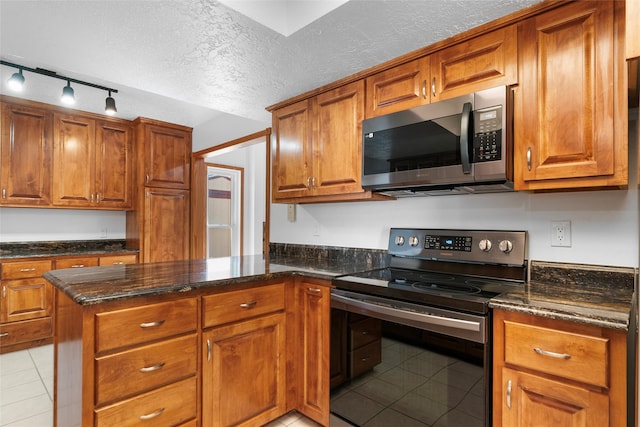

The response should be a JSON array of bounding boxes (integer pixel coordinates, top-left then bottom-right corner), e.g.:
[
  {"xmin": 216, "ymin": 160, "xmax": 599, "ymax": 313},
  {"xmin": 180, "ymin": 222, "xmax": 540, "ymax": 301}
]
[
  {"xmin": 2, "ymin": 409, "xmax": 52, "ymax": 427},
  {"xmin": 0, "ymin": 393, "xmax": 52, "ymax": 426},
  {"xmin": 0, "ymin": 380, "xmax": 48, "ymax": 406},
  {"xmin": 0, "ymin": 369, "xmax": 41, "ymax": 391}
]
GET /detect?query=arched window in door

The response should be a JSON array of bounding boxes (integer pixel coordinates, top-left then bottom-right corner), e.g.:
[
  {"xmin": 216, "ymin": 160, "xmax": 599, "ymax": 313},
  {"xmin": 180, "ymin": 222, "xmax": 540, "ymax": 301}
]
[{"xmin": 207, "ymin": 165, "xmax": 243, "ymax": 257}]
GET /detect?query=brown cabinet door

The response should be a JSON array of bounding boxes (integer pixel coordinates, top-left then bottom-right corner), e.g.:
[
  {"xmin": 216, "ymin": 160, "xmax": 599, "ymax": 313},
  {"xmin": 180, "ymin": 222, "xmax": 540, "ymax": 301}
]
[
  {"xmin": 0, "ymin": 102, "xmax": 52, "ymax": 206},
  {"xmin": 143, "ymin": 188, "xmax": 190, "ymax": 263},
  {"xmin": 52, "ymin": 113, "xmax": 95, "ymax": 206},
  {"xmin": 431, "ymin": 24, "xmax": 517, "ymax": 100},
  {"xmin": 365, "ymin": 56, "xmax": 430, "ymax": 118},
  {"xmin": 297, "ymin": 280, "xmax": 330, "ymax": 426},
  {"xmin": 626, "ymin": 0, "xmax": 640, "ymax": 59},
  {"xmin": 515, "ymin": 1, "xmax": 625, "ymax": 190},
  {"xmin": 312, "ymin": 80, "xmax": 366, "ymax": 197},
  {"xmin": 202, "ymin": 312, "xmax": 286, "ymax": 427},
  {"xmin": 271, "ymin": 99, "xmax": 313, "ymax": 201},
  {"xmin": 141, "ymin": 123, "xmax": 191, "ymax": 189},
  {"xmin": 0, "ymin": 278, "xmax": 52, "ymax": 323},
  {"xmin": 501, "ymin": 367, "xmax": 609, "ymax": 427},
  {"xmin": 95, "ymin": 120, "xmax": 133, "ymax": 208}
]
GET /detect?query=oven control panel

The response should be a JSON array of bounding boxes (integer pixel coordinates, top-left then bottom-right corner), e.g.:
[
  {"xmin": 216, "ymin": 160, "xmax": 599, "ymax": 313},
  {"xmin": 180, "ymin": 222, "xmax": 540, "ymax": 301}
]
[{"xmin": 389, "ymin": 228, "xmax": 526, "ymax": 266}]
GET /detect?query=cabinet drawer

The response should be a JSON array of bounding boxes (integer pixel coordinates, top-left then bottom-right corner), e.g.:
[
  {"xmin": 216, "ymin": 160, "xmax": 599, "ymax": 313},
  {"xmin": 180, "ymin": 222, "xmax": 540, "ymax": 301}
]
[
  {"xmin": 95, "ymin": 298, "xmax": 197, "ymax": 353},
  {"xmin": 350, "ymin": 339, "xmax": 382, "ymax": 378},
  {"xmin": 0, "ymin": 317, "xmax": 52, "ymax": 346},
  {"xmin": 349, "ymin": 317, "xmax": 381, "ymax": 350},
  {"xmin": 1, "ymin": 260, "xmax": 52, "ymax": 279},
  {"xmin": 96, "ymin": 334, "xmax": 197, "ymax": 405},
  {"xmin": 95, "ymin": 377, "xmax": 196, "ymax": 427},
  {"xmin": 504, "ymin": 321, "xmax": 609, "ymax": 388},
  {"xmin": 203, "ymin": 283, "xmax": 285, "ymax": 328},
  {"xmin": 55, "ymin": 256, "xmax": 99, "ymax": 270},
  {"xmin": 98, "ymin": 254, "xmax": 138, "ymax": 266}
]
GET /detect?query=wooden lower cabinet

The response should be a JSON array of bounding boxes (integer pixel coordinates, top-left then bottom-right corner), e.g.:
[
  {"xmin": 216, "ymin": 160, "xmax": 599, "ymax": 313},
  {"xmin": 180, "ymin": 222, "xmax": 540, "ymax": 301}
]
[{"xmin": 493, "ymin": 309, "xmax": 629, "ymax": 427}]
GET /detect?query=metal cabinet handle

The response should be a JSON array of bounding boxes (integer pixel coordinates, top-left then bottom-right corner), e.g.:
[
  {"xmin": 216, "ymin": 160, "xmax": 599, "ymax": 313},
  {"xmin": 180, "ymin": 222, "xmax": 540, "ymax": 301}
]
[
  {"xmin": 422, "ymin": 80, "xmax": 427, "ymax": 99},
  {"xmin": 240, "ymin": 301, "xmax": 257, "ymax": 308},
  {"xmin": 139, "ymin": 362, "xmax": 165, "ymax": 373},
  {"xmin": 71, "ymin": 264, "xmax": 85, "ymax": 268},
  {"xmin": 2, "ymin": 286, "xmax": 5, "ymax": 298},
  {"xmin": 1, "ymin": 188, "xmax": 5, "ymax": 199},
  {"xmin": 96, "ymin": 193, "xmax": 100, "ymax": 203},
  {"xmin": 534, "ymin": 347, "xmax": 571, "ymax": 360},
  {"xmin": 306, "ymin": 177, "xmax": 311, "ymax": 189},
  {"xmin": 312, "ymin": 176, "xmax": 317, "ymax": 189},
  {"xmin": 431, "ymin": 77, "xmax": 436, "ymax": 98},
  {"xmin": 307, "ymin": 287, "xmax": 322, "ymax": 293},
  {"xmin": 506, "ymin": 379, "xmax": 512, "ymax": 409},
  {"xmin": 139, "ymin": 320, "xmax": 165, "ymax": 328},
  {"xmin": 19, "ymin": 268, "xmax": 36, "ymax": 272},
  {"xmin": 526, "ymin": 147, "xmax": 532, "ymax": 171},
  {"xmin": 139, "ymin": 408, "xmax": 165, "ymax": 420},
  {"xmin": 112, "ymin": 261, "xmax": 124, "ymax": 265},
  {"xmin": 145, "ymin": 174, "xmax": 150, "ymax": 184},
  {"xmin": 207, "ymin": 339, "xmax": 212, "ymax": 362},
  {"xmin": 0, "ymin": 332, "xmax": 9, "ymax": 338}
]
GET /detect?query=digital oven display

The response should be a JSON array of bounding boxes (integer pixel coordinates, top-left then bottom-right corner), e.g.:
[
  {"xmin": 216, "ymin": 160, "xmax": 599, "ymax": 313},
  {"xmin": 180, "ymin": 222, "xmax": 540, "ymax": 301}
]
[{"xmin": 424, "ymin": 235, "xmax": 472, "ymax": 252}]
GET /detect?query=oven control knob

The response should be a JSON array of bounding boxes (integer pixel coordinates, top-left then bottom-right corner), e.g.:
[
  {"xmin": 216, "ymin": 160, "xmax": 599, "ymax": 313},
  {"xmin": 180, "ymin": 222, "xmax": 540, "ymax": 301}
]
[
  {"xmin": 499, "ymin": 240, "xmax": 513, "ymax": 253},
  {"xmin": 394, "ymin": 235, "xmax": 405, "ymax": 246},
  {"xmin": 478, "ymin": 239, "xmax": 492, "ymax": 252},
  {"xmin": 409, "ymin": 236, "xmax": 420, "ymax": 247}
]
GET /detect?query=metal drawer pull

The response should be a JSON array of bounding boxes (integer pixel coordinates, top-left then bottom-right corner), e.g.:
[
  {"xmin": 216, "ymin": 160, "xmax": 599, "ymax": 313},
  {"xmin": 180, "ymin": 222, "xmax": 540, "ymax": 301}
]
[
  {"xmin": 422, "ymin": 80, "xmax": 427, "ymax": 99},
  {"xmin": 534, "ymin": 347, "xmax": 571, "ymax": 360},
  {"xmin": 0, "ymin": 332, "xmax": 9, "ymax": 337},
  {"xmin": 240, "ymin": 301, "xmax": 257, "ymax": 308},
  {"xmin": 19, "ymin": 268, "xmax": 36, "ymax": 272},
  {"xmin": 139, "ymin": 320, "xmax": 165, "ymax": 328},
  {"xmin": 112, "ymin": 261, "xmax": 124, "ymax": 265},
  {"xmin": 207, "ymin": 339, "xmax": 212, "ymax": 362},
  {"xmin": 307, "ymin": 288, "xmax": 322, "ymax": 293},
  {"xmin": 139, "ymin": 362, "xmax": 165, "ymax": 373},
  {"xmin": 526, "ymin": 147, "xmax": 532, "ymax": 171},
  {"xmin": 139, "ymin": 408, "xmax": 165, "ymax": 420},
  {"xmin": 506, "ymin": 379, "xmax": 512, "ymax": 409},
  {"xmin": 71, "ymin": 264, "xmax": 85, "ymax": 268}
]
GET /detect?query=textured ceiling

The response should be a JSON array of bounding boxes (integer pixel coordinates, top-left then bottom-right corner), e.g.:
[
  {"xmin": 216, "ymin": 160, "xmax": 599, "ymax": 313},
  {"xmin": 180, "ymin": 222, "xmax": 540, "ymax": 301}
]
[{"xmin": 0, "ymin": 0, "xmax": 540, "ymax": 128}]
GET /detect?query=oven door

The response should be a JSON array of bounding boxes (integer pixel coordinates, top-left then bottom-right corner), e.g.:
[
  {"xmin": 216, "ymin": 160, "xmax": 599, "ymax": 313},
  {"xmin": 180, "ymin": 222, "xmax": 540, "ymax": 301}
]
[{"xmin": 330, "ymin": 289, "xmax": 491, "ymax": 427}]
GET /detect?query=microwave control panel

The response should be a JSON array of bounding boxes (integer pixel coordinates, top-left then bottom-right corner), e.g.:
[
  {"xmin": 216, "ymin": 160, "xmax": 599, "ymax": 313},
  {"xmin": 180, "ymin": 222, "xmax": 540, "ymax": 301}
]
[{"xmin": 473, "ymin": 106, "xmax": 502, "ymax": 162}]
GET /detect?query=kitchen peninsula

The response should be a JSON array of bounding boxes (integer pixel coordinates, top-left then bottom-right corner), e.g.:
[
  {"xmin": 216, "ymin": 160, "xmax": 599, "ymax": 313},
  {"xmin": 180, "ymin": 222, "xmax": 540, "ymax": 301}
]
[{"xmin": 44, "ymin": 254, "xmax": 380, "ymax": 427}]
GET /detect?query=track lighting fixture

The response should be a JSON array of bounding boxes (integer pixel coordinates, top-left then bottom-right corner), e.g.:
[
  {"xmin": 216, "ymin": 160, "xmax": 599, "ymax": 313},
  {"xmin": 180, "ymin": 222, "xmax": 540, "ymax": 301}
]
[
  {"xmin": 1, "ymin": 60, "xmax": 119, "ymax": 114},
  {"xmin": 105, "ymin": 90, "xmax": 117, "ymax": 115},
  {"xmin": 7, "ymin": 68, "xmax": 24, "ymax": 91},
  {"xmin": 61, "ymin": 81, "xmax": 75, "ymax": 105}
]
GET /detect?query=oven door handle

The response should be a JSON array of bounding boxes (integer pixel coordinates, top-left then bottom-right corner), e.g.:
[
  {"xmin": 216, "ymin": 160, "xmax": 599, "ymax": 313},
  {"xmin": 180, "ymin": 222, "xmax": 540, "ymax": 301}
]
[
  {"xmin": 331, "ymin": 293, "xmax": 481, "ymax": 332},
  {"xmin": 460, "ymin": 101, "xmax": 473, "ymax": 174}
]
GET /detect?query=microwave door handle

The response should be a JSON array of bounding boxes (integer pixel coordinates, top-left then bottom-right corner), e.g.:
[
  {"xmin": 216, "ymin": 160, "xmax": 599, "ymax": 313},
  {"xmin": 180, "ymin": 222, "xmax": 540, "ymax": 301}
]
[{"xmin": 460, "ymin": 102, "xmax": 472, "ymax": 174}]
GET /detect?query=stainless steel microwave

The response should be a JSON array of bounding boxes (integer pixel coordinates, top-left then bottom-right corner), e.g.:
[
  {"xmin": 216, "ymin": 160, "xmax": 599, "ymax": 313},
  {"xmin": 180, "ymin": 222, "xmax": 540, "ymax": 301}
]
[{"xmin": 362, "ymin": 86, "xmax": 513, "ymax": 196}]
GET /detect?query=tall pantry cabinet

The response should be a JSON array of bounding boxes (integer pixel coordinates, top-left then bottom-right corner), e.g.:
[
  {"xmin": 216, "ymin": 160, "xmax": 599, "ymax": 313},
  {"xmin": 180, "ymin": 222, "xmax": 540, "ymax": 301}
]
[{"xmin": 126, "ymin": 118, "xmax": 192, "ymax": 263}]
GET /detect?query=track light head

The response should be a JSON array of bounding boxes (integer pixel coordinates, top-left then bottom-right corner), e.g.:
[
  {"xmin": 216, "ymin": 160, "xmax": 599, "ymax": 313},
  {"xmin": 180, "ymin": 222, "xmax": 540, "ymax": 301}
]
[
  {"xmin": 61, "ymin": 81, "xmax": 75, "ymax": 105},
  {"xmin": 105, "ymin": 91, "xmax": 117, "ymax": 115},
  {"xmin": 7, "ymin": 69, "xmax": 25, "ymax": 91}
]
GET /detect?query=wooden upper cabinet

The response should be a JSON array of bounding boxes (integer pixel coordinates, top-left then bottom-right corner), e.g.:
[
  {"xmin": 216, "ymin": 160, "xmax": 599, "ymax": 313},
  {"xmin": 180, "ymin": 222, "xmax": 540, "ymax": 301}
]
[
  {"xmin": 514, "ymin": 1, "xmax": 627, "ymax": 190},
  {"xmin": 626, "ymin": 0, "xmax": 640, "ymax": 60},
  {"xmin": 136, "ymin": 119, "xmax": 191, "ymax": 189},
  {"xmin": 365, "ymin": 56, "xmax": 430, "ymax": 118},
  {"xmin": 0, "ymin": 102, "xmax": 52, "ymax": 206},
  {"xmin": 52, "ymin": 114, "xmax": 133, "ymax": 208},
  {"xmin": 431, "ymin": 24, "xmax": 518, "ymax": 100}
]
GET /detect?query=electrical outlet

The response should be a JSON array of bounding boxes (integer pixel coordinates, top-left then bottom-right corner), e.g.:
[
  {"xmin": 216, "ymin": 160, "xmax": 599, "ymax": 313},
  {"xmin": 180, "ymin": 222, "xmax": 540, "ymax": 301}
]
[
  {"xmin": 551, "ymin": 220, "xmax": 571, "ymax": 247},
  {"xmin": 313, "ymin": 222, "xmax": 320, "ymax": 236},
  {"xmin": 100, "ymin": 227, "xmax": 108, "ymax": 239}
]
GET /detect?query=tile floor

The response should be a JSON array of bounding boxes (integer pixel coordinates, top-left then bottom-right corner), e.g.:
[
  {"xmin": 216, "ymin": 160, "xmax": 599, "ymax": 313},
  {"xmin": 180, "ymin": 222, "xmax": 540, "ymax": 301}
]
[
  {"xmin": 330, "ymin": 337, "xmax": 484, "ymax": 427},
  {"xmin": 0, "ymin": 344, "xmax": 349, "ymax": 427}
]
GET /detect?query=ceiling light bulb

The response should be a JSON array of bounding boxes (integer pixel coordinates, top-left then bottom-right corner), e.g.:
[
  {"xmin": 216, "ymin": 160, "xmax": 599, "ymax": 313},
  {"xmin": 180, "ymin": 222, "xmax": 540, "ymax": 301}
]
[
  {"xmin": 7, "ymin": 69, "xmax": 25, "ymax": 91},
  {"xmin": 105, "ymin": 92, "xmax": 117, "ymax": 115},
  {"xmin": 61, "ymin": 81, "xmax": 75, "ymax": 105}
]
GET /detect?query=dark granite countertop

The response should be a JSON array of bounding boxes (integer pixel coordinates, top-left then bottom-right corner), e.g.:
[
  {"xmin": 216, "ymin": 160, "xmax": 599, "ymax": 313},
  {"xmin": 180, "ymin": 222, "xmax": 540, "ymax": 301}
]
[
  {"xmin": 0, "ymin": 240, "xmax": 138, "ymax": 260},
  {"xmin": 489, "ymin": 261, "xmax": 636, "ymax": 330},
  {"xmin": 43, "ymin": 255, "xmax": 377, "ymax": 306}
]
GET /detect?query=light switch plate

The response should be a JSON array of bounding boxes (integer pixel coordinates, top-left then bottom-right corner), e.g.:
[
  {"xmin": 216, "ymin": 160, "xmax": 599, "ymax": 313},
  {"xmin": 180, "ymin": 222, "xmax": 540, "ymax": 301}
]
[{"xmin": 287, "ymin": 204, "xmax": 296, "ymax": 222}]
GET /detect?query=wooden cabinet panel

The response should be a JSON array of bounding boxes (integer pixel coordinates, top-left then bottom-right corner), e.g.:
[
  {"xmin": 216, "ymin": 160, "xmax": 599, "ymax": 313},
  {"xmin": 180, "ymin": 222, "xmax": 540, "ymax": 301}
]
[
  {"xmin": 626, "ymin": 0, "xmax": 640, "ymax": 59},
  {"xmin": 94, "ymin": 377, "xmax": 197, "ymax": 427},
  {"xmin": 365, "ymin": 56, "xmax": 430, "ymax": 118},
  {"xmin": 0, "ymin": 317, "xmax": 52, "ymax": 347},
  {"xmin": 0, "ymin": 278, "xmax": 52, "ymax": 323},
  {"xmin": 1, "ymin": 260, "xmax": 52, "ymax": 279},
  {"xmin": 98, "ymin": 253, "xmax": 138, "ymax": 266},
  {"xmin": 514, "ymin": 1, "xmax": 626, "ymax": 190},
  {"xmin": 94, "ymin": 298, "xmax": 197, "ymax": 353},
  {"xmin": 95, "ymin": 334, "xmax": 197, "ymax": 405},
  {"xmin": 501, "ymin": 367, "xmax": 609, "ymax": 427},
  {"xmin": 203, "ymin": 282, "xmax": 285, "ymax": 328},
  {"xmin": 202, "ymin": 311, "xmax": 286, "ymax": 427},
  {"xmin": 431, "ymin": 24, "xmax": 517, "ymax": 100},
  {"xmin": 52, "ymin": 113, "xmax": 96, "ymax": 206},
  {"xmin": 94, "ymin": 120, "xmax": 133, "ymax": 208},
  {"xmin": 55, "ymin": 256, "xmax": 99, "ymax": 270},
  {"xmin": 142, "ymin": 188, "xmax": 190, "ymax": 263},
  {"xmin": 139, "ymin": 121, "xmax": 191, "ymax": 189},
  {"xmin": 330, "ymin": 309, "xmax": 348, "ymax": 389},
  {"xmin": 0, "ymin": 102, "xmax": 52, "ymax": 206}
]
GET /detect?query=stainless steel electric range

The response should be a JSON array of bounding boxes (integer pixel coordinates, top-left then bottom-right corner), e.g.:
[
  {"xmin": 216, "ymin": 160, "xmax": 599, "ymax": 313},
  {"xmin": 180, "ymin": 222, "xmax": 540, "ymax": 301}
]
[{"xmin": 330, "ymin": 228, "xmax": 527, "ymax": 427}]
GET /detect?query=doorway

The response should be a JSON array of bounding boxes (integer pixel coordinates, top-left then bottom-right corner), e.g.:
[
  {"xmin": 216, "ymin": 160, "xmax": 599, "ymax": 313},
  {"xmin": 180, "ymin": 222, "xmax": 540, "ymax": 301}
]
[{"xmin": 206, "ymin": 165, "xmax": 243, "ymax": 257}]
